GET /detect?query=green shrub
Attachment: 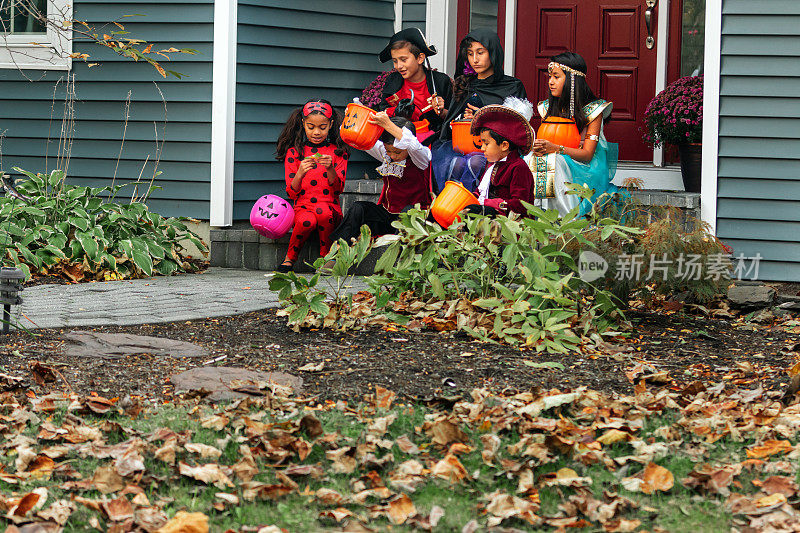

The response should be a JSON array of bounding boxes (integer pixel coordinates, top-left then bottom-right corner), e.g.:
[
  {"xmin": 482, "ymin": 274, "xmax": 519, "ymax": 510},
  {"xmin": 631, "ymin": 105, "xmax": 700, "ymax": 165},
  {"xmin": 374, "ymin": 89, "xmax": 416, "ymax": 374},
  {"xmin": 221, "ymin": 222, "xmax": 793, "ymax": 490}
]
[
  {"xmin": 366, "ymin": 196, "xmax": 639, "ymax": 351},
  {"xmin": 577, "ymin": 197, "xmax": 732, "ymax": 304},
  {"xmin": 0, "ymin": 168, "xmax": 207, "ymax": 281}
]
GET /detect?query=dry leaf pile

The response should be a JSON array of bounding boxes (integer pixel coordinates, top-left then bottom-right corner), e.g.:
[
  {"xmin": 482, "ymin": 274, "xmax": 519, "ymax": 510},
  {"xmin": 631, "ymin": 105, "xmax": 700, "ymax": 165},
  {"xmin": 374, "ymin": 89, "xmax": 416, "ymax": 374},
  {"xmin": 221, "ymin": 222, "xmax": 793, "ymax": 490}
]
[{"xmin": 0, "ymin": 377, "xmax": 799, "ymax": 532}]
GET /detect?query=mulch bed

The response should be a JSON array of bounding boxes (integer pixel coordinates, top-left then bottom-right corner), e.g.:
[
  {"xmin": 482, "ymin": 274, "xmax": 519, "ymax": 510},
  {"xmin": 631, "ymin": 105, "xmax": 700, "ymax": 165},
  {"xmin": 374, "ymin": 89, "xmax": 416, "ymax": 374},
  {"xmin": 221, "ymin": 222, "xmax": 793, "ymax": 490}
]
[{"xmin": 0, "ymin": 307, "xmax": 795, "ymax": 402}]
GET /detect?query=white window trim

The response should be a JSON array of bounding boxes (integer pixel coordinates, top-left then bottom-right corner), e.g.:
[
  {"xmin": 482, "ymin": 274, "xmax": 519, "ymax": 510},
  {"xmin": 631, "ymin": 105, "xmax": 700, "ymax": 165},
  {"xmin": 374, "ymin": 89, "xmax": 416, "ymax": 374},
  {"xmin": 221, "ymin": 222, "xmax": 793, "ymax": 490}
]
[{"xmin": 0, "ymin": 0, "xmax": 73, "ymax": 70}]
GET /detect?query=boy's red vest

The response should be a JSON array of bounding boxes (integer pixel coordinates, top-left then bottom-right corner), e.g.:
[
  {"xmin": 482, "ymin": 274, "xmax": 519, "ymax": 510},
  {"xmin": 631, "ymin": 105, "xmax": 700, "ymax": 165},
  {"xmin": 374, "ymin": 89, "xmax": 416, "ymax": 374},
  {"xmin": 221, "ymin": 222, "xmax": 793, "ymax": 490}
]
[{"xmin": 378, "ymin": 161, "xmax": 432, "ymax": 214}]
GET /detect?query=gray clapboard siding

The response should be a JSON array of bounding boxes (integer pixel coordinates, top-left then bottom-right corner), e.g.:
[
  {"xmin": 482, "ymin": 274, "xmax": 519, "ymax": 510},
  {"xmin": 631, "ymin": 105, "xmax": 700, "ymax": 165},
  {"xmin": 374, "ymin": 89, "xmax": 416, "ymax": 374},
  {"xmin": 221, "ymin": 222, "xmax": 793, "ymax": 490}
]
[
  {"xmin": 232, "ymin": 0, "xmax": 395, "ymax": 220},
  {"xmin": 716, "ymin": 1, "xmax": 800, "ymax": 281},
  {"xmin": 0, "ymin": 0, "xmax": 213, "ymax": 219},
  {"xmin": 402, "ymin": 0, "xmax": 427, "ymax": 33}
]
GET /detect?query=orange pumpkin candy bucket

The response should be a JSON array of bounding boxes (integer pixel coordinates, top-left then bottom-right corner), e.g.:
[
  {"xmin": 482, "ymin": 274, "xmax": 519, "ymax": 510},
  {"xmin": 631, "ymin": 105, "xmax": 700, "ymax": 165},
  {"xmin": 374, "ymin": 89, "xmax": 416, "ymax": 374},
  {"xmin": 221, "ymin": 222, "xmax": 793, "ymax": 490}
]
[
  {"xmin": 451, "ymin": 121, "xmax": 483, "ymax": 154},
  {"xmin": 431, "ymin": 181, "xmax": 479, "ymax": 227},
  {"xmin": 340, "ymin": 103, "xmax": 384, "ymax": 150},
  {"xmin": 536, "ymin": 117, "xmax": 581, "ymax": 149}
]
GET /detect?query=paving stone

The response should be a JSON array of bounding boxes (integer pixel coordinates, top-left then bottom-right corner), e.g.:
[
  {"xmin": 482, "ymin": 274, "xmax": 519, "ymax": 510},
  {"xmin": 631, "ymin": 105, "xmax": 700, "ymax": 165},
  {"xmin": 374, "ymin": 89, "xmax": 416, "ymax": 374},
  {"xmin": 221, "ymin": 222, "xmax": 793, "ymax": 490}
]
[
  {"xmin": 727, "ymin": 283, "xmax": 776, "ymax": 308},
  {"xmin": 17, "ymin": 268, "xmax": 368, "ymax": 329},
  {"xmin": 170, "ymin": 366, "xmax": 303, "ymax": 402},
  {"xmin": 63, "ymin": 331, "xmax": 210, "ymax": 359}
]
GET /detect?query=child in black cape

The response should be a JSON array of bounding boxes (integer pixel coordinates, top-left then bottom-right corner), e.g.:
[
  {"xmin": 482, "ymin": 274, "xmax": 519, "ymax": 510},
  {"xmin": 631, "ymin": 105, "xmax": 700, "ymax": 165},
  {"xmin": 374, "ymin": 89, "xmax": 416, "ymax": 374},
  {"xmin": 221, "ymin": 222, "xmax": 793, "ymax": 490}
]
[{"xmin": 376, "ymin": 28, "xmax": 454, "ymax": 144}]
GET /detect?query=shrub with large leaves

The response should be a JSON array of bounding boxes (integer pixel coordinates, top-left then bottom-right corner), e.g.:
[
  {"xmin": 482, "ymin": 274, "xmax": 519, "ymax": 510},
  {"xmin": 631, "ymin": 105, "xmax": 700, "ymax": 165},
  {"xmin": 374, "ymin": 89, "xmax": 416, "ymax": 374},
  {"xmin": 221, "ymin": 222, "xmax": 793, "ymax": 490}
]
[{"xmin": 0, "ymin": 168, "xmax": 207, "ymax": 281}]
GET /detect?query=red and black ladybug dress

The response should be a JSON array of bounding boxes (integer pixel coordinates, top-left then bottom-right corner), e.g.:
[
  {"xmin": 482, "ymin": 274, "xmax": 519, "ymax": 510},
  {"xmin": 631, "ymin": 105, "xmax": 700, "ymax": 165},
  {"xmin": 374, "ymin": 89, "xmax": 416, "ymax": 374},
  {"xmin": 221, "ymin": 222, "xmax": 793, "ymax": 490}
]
[{"xmin": 284, "ymin": 142, "xmax": 348, "ymax": 262}]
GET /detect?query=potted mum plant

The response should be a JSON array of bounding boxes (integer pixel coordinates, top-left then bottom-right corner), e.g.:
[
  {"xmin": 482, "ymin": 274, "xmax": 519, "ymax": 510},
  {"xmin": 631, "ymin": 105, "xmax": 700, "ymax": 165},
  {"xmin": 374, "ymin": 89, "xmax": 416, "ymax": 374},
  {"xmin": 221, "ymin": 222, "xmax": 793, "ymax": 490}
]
[
  {"xmin": 360, "ymin": 71, "xmax": 393, "ymax": 108},
  {"xmin": 643, "ymin": 76, "xmax": 703, "ymax": 192}
]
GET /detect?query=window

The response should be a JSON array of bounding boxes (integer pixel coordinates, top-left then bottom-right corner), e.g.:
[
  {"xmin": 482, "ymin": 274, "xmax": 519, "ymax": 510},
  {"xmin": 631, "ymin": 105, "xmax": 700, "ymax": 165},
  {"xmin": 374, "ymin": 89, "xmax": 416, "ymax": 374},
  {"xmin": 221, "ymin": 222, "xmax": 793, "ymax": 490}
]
[
  {"xmin": 680, "ymin": 0, "xmax": 704, "ymax": 77},
  {"xmin": 469, "ymin": 0, "xmax": 498, "ymax": 32},
  {"xmin": 1, "ymin": 0, "xmax": 73, "ymax": 70},
  {"xmin": 1, "ymin": 0, "xmax": 47, "ymax": 33}
]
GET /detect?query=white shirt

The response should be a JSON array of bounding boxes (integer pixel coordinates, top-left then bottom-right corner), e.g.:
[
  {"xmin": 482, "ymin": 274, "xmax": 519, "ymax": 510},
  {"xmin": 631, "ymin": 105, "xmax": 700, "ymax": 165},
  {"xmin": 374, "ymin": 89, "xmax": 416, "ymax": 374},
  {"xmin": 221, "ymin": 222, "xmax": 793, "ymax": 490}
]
[
  {"xmin": 477, "ymin": 156, "xmax": 506, "ymax": 204},
  {"xmin": 365, "ymin": 127, "xmax": 431, "ymax": 170}
]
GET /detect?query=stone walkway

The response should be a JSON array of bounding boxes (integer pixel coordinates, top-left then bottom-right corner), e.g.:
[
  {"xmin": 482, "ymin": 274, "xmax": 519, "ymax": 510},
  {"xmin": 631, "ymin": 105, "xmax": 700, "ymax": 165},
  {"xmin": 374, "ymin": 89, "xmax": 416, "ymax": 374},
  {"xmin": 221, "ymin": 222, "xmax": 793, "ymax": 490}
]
[{"xmin": 15, "ymin": 268, "xmax": 368, "ymax": 330}]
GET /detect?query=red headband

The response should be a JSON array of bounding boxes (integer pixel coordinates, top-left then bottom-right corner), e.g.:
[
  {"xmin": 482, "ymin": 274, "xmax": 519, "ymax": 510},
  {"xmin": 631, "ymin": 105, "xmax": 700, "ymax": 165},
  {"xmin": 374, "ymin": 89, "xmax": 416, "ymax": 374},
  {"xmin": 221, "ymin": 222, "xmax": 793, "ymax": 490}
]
[{"xmin": 303, "ymin": 101, "xmax": 333, "ymax": 119}]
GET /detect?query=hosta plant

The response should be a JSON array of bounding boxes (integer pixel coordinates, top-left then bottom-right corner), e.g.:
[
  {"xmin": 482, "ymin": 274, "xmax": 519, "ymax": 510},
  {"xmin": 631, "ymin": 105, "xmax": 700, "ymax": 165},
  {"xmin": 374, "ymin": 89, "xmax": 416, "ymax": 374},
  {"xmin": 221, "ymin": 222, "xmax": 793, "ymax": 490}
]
[{"xmin": 0, "ymin": 168, "xmax": 207, "ymax": 281}]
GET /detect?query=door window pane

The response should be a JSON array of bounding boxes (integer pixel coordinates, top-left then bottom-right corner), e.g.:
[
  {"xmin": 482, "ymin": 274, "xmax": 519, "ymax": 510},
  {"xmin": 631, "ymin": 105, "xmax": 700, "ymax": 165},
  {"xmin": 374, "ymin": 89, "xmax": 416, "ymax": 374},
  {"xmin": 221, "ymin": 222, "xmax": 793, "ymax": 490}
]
[
  {"xmin": 0, "ymin": 0, "xmax": 47, "ymax": 34},
  {"xmin": 681, "ymin": 0, "xmax": 705, "ymax": 76},
  {"xmin": 470, "ymin": 0, "xmax": 498, "ymax": 32}
]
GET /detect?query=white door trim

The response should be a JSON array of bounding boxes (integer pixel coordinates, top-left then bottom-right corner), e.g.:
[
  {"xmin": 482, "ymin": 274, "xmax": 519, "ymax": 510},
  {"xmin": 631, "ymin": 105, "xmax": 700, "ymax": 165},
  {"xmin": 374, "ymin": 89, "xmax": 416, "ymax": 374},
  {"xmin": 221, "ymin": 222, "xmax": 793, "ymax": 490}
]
[
  {"xmin": 701, "ymin": 0, "xmax": 722, "ymax": 235},
  {"xmin": 395, "ymin": 0, "xmax": 404, "ymax": 33},
  {"xmin": 210, "ymin": 0, "xmax": 238, "ymax": 227},
  {"xmin": 504, "ymin": 0, "xmax": 517, "ymax": 75},
  {"xmin": 426, "ymin": 0, "xmax": 458, "ymax": 76},
  {"xmin": 652, "ymin": 0, "xmax": 670, "ymax": 167}
]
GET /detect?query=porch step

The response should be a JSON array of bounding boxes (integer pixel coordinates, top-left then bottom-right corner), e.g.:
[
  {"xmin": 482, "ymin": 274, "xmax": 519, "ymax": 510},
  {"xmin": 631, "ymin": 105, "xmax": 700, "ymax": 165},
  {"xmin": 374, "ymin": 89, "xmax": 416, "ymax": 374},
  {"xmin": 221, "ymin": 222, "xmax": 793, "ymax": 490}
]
[{"xmin": 209, "ymin": 182, "xmax": 701, "ymax": 272}]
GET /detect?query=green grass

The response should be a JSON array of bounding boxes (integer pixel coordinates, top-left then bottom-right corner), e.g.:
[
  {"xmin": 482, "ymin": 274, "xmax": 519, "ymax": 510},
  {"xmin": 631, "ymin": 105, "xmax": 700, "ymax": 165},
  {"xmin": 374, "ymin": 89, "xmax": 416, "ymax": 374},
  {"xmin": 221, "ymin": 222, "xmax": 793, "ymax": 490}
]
[{"xmin": 0, "ymin": 394, "xmax": 794, "ymax": 532}]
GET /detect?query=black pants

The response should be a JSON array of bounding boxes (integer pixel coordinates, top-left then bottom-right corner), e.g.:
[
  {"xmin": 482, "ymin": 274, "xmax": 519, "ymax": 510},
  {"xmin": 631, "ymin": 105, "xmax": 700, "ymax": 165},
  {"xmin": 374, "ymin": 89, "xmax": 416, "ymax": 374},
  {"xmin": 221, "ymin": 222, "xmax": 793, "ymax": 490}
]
[
  {"xmin": 330, "ymin": 201, "xmax": 399, "ymax": 244},
  {"xmin": 462, "ymin": 204, "xmax": 500, "ymax": 217}
]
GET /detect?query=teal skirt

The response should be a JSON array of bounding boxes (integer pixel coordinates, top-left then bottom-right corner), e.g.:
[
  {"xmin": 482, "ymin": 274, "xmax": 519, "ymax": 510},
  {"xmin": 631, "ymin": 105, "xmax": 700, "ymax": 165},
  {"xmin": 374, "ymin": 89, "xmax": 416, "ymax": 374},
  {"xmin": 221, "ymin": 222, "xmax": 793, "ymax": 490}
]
[{"xmin": 562, "ymin": 137, "xmax": 626, "ymax": 217}]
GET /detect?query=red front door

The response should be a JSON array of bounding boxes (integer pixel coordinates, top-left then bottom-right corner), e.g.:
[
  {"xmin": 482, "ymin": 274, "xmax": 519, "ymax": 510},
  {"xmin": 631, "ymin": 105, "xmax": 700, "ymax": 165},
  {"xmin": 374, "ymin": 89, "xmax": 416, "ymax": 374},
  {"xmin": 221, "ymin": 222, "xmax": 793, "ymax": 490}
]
[{"xmin": 514, "ymin": 1, "xmax": 661, "ymax": 161}]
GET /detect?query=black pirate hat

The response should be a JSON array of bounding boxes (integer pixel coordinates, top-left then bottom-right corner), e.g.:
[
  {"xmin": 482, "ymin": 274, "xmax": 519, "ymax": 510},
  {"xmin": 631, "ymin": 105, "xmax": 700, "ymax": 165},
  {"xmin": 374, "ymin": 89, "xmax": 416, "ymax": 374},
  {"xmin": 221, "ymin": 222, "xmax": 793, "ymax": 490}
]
[{"xmin": 379, "ymin": 27, "xmax": 437, "ymax": 63}]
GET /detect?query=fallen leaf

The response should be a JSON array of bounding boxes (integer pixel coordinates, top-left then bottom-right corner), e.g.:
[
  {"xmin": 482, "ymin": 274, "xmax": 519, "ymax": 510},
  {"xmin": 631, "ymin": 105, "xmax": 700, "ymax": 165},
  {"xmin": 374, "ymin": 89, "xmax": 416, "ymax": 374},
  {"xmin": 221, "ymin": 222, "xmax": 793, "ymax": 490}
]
[
  {"xmin": 92, "ymin": 465, "xmax": 126, "ymax": 494},
  {"xmin": 387, "ymin": 494, "xmax": 416, "ymax": 525},
  {"xmin": 178, "ymin": 462, "xmax": 233, "ymax": 489},
  {"xmin": 746, "ymin": 440, "xmax": 793, "ymax": 459},
  {"xmin": 431, "ymin": 454, "xmax": 468, "ymax": 483},
  {"xmin": 102, "ymin": 496, "xmax": 134, "ymax": 522},
  {"xmin": 184, "ymin": 443, "xmax": 222, "ymax": 459},
  {"xmin": 156, "ymin": 510, "xmax": 209, "ymax": 533}
]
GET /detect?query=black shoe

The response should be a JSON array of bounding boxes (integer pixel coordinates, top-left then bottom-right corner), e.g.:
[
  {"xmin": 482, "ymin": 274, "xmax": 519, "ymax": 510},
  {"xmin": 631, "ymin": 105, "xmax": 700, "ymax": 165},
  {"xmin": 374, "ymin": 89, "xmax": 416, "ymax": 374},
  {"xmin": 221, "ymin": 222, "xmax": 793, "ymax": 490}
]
[{"xmin": 275, "ymin": 262, "xmax": 293, "ymax": 273}]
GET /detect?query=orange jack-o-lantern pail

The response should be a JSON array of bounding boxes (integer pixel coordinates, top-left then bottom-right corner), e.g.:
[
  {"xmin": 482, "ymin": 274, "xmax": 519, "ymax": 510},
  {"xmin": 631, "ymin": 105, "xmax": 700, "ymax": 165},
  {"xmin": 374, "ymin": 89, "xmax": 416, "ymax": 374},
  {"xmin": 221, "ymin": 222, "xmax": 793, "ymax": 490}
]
[
  {"xmin": 451, "ymin": 121, "xmax": 483, "ymax": 154},
  {"xmin": 536, "ymin": 117, "xmax": 581, "ymax": 149},
  {"xmin": 340, "ymin": 103, "xmax": 384, "ymax": 150},
  {"xmin": 431, "ymin": 181, "xmax": 479, "ymax": 227}
]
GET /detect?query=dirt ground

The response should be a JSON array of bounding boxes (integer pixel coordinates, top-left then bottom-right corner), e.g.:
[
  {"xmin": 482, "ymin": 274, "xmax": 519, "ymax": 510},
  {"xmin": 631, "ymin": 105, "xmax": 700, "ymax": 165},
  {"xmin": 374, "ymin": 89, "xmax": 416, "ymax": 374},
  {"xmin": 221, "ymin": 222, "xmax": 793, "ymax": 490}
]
[{"xmin": 0, "ymin": 305, "xmax": 796, "ymax": 403}]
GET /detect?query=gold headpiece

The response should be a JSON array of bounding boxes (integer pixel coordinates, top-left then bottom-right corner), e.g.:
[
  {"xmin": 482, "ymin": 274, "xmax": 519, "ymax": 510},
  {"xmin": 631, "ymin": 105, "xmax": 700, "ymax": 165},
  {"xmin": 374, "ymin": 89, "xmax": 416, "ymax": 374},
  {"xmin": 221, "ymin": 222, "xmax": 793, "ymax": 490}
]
[
  {"xmin": 547, "ymin": 62, "xmax": 586, "ymax": 119},
  {"xmin": 548, "ymin": 62, "xmax": 586, "ymax": 77}
]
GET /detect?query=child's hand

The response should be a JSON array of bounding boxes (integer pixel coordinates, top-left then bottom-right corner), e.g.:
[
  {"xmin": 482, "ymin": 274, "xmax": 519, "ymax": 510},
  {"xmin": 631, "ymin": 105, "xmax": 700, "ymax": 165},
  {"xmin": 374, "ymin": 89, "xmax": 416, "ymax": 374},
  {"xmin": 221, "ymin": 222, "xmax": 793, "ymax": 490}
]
[
  {"xmin": 428, "ymin": 95, "xmax": 446, "ymax": 116},
  {"xmin": 533, "ymin": 139, "xmax": 559, "ymax": 156},
  {"xmin": 463, "ymin": 103, "xmax": 480, "ymax": 120},
  {"xmin": 318, "ymin": 154, "xmax": 333, "ymax": 168},
  {"xmin": 298, "ymin": 159, "xmax": 316, "ymax": 174},
  {"xmin": 368, "ymin": 111, "xmax": 393, "ymax": 129}
]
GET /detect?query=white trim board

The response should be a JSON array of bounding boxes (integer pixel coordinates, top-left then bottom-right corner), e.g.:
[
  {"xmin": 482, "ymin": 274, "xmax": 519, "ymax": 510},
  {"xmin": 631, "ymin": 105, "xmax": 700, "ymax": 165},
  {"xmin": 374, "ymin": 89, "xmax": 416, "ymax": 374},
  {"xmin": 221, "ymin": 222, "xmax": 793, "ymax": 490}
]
[
  {"xmin": 394, "ymin": 0, "xmax": 403, "ymax": 33},
  {"xmin": 701, "ymin": 0, "xmax": 722, "ymax": 235},
  {"xmin": 652, "ymin": 0, "xmax": 670, "ymax": 167},
  {"xmin": 503, "ymin": 0, "xmax": 517, "ymax": 75},
  {"xmin": 425, "ymin": 0, "xmax": 458, "ymax": 76},
  {"xmin": 209, "ymin": 0, "xmax": 238, "ymax": 227}
]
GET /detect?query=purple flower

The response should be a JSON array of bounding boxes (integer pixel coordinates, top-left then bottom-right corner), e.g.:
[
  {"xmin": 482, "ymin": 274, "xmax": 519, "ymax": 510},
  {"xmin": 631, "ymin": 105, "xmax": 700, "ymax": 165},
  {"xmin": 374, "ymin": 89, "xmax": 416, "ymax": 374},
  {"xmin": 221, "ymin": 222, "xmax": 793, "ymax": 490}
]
[
  {"xmin": 643, "ymin": 76, "xmax": 703, "ymax": 146},
  {"xmin": 463, "ymin": 61, "xmax": 476, "ymax": 75}
]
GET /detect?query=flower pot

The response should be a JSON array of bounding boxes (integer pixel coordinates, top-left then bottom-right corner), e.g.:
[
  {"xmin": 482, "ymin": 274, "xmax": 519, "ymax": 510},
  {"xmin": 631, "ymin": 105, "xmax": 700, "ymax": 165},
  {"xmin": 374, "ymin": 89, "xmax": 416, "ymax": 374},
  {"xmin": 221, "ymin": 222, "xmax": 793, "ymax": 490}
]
[
  {"xmin": 451, "ymin": 121, "xmax": 483, "ymax": 154},
  {"xmin": 537, "ymin": 117, "xmax": 581, "ymax": 149},
  {"xmin": 340, "ymin": 103, "xmax": 384, "ymax": 150},
  {"xmin": 678, "ymin": 143, "xmax": 702, "ymax": 193},
  {"xmin": 431, "ymin": 181, "xmax": 479, "ymax": 227}
]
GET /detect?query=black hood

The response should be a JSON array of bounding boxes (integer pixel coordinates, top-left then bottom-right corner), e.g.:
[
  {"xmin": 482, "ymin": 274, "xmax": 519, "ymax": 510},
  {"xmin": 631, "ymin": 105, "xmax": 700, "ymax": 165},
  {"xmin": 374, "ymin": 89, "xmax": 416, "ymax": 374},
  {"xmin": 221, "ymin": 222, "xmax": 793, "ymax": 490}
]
[{"xmin": 456, "ymin": 28, "xmax": 505, "ymax": 83}]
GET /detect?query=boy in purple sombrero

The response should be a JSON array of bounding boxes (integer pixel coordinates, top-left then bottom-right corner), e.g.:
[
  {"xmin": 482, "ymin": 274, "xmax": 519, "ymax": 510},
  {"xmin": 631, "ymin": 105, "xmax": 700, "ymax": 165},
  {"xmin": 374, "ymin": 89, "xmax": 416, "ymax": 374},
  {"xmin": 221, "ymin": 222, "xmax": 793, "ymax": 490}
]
[{"xmin": 463, "ymin": 103, "xmax": 534, "ymax": 216}]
